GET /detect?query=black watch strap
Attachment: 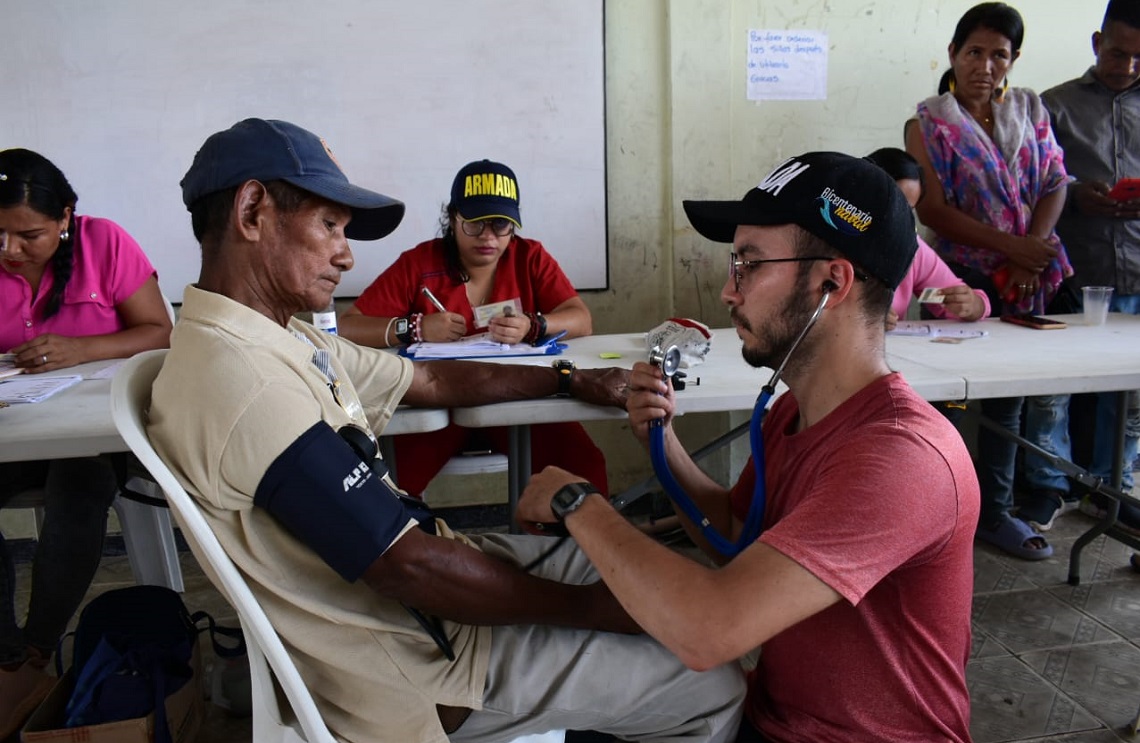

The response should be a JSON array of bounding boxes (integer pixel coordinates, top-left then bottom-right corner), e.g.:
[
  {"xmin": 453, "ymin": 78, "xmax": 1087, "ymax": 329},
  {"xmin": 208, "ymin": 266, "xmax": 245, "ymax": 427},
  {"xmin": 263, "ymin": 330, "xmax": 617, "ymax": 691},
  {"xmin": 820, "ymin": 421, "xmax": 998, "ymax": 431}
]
[
  {"xmin": 551, "ymin": 481, "xmax": 599, "ymax": 521},
  {"xmin": 394, "ymin": 316, "xmax": 412, "ymax": 345},
  {"xmin": 553, "ymin": 360, "xmax": 575, "ymax": 397}
]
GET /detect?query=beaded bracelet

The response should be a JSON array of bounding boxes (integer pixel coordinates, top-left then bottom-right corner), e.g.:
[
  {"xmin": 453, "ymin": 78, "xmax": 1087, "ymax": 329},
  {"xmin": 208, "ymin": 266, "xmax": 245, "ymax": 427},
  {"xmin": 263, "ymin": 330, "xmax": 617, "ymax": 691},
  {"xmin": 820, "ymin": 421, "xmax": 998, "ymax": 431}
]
[
  {"xmin": 524, "ymin": 312, "xmax": 547, "ymax": 345},
  {"xmin": 410, "ymin": 312, "xmax": 424, "ymax": 343}
]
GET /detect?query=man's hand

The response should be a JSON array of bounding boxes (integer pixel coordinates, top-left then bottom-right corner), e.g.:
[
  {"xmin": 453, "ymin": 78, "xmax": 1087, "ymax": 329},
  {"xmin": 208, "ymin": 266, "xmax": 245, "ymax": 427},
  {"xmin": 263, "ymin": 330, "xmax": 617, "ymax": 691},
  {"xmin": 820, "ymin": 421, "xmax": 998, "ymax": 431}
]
[
  {"xmin": 421, "ymin": 312, "xmax": 467, "ymax": 342},
  {"xmin": 1074, "ymin": 181, "xmax": 1140, "ymax": 219},
  {"xmin": 939, "ymin": 285, "xmax": 985, "ymax": 321},
  {"xmin": 517, "ymin": 465, "xmax": 590, "ymax": 533},
  {"xmin": 487, "ymin": 312, "xmax": 529, "ymax": 344},
  {"xmin": 626, "ymin": 361, "xmax": 674, "ymax": 444},
  {"xmin": 570, "ymin": 367, "xmax": 630, "ymax": 409}
]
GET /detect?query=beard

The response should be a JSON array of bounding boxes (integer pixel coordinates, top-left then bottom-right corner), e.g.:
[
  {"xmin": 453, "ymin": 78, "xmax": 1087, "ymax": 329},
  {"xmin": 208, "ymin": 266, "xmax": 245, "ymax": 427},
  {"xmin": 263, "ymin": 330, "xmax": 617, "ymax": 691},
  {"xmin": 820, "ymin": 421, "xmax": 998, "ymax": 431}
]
[{"xmin": 737, "ymin": 271, "xmax": 820, "ymax": 371}]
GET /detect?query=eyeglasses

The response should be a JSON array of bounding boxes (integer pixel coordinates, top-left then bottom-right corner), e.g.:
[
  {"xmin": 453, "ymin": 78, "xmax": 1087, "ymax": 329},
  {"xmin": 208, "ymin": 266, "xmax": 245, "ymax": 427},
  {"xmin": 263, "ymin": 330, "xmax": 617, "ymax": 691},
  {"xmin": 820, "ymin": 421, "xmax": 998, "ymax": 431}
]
[
  {"xmin": 728, "ymin": 252, "xmax": 833, "ymax": 293},
  {"xmin": 458, "ymin": 216, "xmax": 515, "ymax": 238}
]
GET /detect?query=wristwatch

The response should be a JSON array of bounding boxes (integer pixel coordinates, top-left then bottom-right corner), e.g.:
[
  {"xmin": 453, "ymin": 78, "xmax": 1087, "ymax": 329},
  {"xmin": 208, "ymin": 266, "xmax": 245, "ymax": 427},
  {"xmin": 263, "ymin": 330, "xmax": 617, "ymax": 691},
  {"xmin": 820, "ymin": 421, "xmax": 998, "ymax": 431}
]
[
  {"xmin": 553, "ymin": 359, "xmax": 576, "ymax": 397},
  {"xmin": 551, "ymin": 481, "xmax": 599, "ymax": 521},
  {"xmin": 393, "ymin": 316, "xmax": 411, "ymax": 345}
]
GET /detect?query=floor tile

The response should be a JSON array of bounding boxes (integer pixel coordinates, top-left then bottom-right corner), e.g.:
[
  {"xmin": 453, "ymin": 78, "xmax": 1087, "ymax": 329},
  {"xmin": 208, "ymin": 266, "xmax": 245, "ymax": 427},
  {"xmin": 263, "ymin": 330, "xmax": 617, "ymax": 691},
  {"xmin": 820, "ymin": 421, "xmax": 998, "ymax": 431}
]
[
  {"xmin": 972, "ymin": 589, "xmax": 1122, "ymax": 654},
  {"xmin": 1050, "ymin": 580, "xmax": 1140, "ymax": 641},
  {"xmin": 968, "ymin": 655, "xmax": 1102, "ymax": 742},
  {"xmin": 1021, "ymin": 642, "xmax": 1140, "ymax": 734}
]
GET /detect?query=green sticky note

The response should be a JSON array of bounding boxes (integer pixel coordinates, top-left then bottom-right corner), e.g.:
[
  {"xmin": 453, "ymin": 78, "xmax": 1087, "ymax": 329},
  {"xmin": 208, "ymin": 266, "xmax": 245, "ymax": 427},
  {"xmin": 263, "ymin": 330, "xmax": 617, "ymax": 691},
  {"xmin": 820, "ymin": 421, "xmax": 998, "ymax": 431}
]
[{"xmin": 599, "ymin": 352, "xmax": 622, "ymax": 359}]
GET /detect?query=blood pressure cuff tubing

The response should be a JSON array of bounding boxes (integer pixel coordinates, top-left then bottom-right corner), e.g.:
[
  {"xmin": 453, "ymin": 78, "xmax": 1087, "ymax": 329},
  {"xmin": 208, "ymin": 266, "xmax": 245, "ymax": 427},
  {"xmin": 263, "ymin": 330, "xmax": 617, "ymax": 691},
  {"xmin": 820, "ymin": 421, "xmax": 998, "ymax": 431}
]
[{"xmin": 254, "ymin": 421, "xmax": 416, "ymax": 582}]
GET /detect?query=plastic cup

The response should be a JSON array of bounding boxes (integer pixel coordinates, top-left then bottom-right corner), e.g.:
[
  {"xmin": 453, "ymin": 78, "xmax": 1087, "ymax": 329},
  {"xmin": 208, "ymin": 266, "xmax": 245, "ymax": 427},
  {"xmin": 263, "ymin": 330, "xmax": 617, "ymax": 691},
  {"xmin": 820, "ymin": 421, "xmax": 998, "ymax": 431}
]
[{"xmin": 1083, "ymin": 286, "xmax": 1114, "ymax": 326}]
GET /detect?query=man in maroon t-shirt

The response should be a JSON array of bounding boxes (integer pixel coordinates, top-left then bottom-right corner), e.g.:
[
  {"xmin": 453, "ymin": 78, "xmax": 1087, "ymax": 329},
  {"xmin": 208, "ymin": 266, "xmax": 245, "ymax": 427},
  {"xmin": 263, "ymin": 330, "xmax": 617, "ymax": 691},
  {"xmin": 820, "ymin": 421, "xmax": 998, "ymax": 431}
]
[{"xmin": 519, "ymin": 151, "xmax": 979, "ymax": 742}]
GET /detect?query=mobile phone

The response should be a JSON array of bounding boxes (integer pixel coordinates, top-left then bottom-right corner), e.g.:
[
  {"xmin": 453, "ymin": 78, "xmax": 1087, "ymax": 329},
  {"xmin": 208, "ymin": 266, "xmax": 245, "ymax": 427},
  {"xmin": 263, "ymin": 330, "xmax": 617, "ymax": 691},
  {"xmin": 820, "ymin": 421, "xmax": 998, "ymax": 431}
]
[
  {"xmin": 1000, "ymin": 314, "xmax": 1067, "ymax": 330},
  {"xmin": 1107, "ymin": 178, "xmax": 1140, "ymax": 201}
]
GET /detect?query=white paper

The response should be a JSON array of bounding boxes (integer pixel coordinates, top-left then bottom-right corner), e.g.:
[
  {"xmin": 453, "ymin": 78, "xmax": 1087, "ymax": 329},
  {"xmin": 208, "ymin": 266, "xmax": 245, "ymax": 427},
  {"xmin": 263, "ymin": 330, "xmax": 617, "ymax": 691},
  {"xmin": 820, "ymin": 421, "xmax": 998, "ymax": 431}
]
[
  {"xmin": 0, "ymin": 354, "xmax": 23, "ymax": 380},
  {"xmin": 0, "ymin": 374, "xmax": 83, "ymax": 403},
  {"xmin": 746, "ymin": 29, "xmax": 828, "ymax": 101},
  {"xmin": 407, "ymin": 333, "xmax": 554, "ymax": 360},
  {"xmin": 889, "ymin": 322, "xmax": 988, "ymax": 339}
]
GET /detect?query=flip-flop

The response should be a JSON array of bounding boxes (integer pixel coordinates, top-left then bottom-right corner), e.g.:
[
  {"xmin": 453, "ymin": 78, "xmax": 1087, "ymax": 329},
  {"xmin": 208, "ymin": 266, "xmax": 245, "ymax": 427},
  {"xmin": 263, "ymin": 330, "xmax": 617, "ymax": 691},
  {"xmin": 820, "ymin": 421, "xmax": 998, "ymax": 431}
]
[{"xmin": 976, "ymin": 514, "xmax": 1053, "ymax": 561}]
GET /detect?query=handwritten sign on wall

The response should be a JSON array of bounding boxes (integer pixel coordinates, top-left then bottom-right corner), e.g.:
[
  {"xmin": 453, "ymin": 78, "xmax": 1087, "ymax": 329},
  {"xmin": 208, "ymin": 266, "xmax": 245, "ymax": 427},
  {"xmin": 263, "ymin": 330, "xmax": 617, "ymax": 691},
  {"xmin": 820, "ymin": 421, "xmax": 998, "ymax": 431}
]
[{"xmin": 746, "ymin": 29, "xmax": 828, "ymax": 101}]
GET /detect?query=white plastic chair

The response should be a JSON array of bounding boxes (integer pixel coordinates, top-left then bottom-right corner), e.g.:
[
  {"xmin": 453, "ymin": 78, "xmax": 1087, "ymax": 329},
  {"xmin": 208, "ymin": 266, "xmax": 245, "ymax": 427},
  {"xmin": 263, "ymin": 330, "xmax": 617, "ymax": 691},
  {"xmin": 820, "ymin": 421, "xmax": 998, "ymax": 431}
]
[
  {"xmin": 111, "ymin": 350, "xmax": 564, "ymax": 743},
  {"xmin": 112, "ymin": 350, "xmax": 336, "ymax": 743}
]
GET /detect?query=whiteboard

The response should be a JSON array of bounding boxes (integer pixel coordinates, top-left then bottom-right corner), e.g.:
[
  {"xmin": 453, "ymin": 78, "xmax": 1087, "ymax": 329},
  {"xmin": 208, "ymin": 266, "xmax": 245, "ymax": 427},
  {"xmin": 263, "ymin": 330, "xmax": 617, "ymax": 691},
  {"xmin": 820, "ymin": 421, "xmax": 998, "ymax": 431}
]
[{"xmin": 2, "ymin": 0, "xmax": 608, "ymax": 301}]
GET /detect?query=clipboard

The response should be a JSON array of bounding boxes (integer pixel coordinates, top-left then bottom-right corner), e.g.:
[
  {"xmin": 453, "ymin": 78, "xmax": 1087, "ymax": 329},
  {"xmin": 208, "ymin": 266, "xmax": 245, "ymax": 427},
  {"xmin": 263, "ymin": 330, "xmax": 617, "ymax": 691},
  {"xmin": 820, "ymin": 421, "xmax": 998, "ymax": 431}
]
[{"xmin": 401, "ymin": 330, "xmax": 569, "ymax": 360}]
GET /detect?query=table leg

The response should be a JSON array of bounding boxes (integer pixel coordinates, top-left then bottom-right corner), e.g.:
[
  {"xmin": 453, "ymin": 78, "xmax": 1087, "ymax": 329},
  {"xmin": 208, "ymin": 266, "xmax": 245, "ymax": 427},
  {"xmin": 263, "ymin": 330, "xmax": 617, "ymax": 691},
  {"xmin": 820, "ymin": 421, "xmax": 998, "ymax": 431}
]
[
  {"xmin": 975, "ymin": 411, "xmax": 1135, "ymax": 586},
  {"xmin": 507, "ymin": 425, "xmax": 532, "ymax": 534},
  {"xmin": 1069, "ymin": 390, "xmax": 1128, "ymax": 585}
]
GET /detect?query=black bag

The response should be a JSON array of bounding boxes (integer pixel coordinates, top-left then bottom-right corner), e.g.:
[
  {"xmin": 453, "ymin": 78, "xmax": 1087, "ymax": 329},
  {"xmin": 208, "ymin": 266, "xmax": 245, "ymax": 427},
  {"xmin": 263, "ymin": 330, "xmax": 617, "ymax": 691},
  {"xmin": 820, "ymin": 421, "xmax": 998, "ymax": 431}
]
[{"xmin": 62, "ymin": 585, "xmax": 245, "ymax": 743}]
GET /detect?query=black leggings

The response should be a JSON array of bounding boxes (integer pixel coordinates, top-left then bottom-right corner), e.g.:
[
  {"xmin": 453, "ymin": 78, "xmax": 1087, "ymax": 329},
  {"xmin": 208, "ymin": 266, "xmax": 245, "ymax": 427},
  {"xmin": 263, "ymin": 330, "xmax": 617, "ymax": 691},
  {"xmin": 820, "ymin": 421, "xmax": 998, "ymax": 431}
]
[{"xmin": 0, "ymin": 456, "xmax": 117, "ymax": 662}]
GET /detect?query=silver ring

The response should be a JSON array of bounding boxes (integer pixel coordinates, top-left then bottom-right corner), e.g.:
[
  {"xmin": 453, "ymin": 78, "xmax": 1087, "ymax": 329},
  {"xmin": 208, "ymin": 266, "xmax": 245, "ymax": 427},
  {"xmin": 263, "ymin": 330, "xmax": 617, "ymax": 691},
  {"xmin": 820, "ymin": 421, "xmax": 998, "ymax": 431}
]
[{"xmin": 41, "ymin": 354, "xmax": 47, "ymax": 365}]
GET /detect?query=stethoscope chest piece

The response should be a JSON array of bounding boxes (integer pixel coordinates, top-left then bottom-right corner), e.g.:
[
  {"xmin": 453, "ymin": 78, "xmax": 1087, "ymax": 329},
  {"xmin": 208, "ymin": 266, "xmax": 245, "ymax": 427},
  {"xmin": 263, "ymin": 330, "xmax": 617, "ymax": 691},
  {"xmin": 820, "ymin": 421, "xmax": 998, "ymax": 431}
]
[{"xmin": 649, "ymin": 344, "xmax": 682, "ymax": 378}]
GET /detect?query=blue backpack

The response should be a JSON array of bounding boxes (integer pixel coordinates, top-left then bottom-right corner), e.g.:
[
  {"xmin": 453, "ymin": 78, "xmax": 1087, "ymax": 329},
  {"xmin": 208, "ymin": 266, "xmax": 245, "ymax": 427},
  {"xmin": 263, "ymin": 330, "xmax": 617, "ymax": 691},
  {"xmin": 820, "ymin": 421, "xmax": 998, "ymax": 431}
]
[{"xmin": 62, "ymin": 585, "xmax": 244, "ymax": 743}]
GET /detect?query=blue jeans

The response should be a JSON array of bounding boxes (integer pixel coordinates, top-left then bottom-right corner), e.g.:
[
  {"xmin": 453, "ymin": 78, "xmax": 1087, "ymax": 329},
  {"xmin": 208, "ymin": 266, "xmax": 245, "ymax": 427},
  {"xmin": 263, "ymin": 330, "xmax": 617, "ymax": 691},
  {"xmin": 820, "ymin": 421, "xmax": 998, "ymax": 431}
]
[
  {"xmin": 976, "ymin": 395, "xmax": 1071, "ymax": 526},
  {"xmin": 0, "ymin": 457, "xmax": 117, "ymax": 662},
  {"xmin": 1090, "ymin": 293, "xmax": 1140, "ymax": 489},
  {"xmin": 1024, "ymin": 394, "xmax": 1073, "ymax": 492}
]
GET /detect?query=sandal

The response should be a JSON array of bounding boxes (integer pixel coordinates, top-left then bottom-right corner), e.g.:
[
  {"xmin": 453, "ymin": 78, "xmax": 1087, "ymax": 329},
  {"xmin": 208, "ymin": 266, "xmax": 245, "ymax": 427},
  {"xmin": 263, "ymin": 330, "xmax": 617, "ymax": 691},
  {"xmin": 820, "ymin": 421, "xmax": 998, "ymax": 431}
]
[
  {"xmin": 976, "ymin": 514, "xmax": 1054, "ymax": 561},
  {"xmin": 1018, "ymin": 489, "xmax": 1078, "ymax": 532}
]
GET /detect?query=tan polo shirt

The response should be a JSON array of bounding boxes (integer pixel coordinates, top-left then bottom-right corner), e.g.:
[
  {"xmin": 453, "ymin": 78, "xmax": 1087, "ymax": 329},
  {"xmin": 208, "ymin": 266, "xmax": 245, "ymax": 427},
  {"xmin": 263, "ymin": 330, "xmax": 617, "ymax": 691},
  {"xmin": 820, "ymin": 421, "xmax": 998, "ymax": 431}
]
[{"xmin": 149, "ymin": 286, "xmax": 490, "ymax": 743}]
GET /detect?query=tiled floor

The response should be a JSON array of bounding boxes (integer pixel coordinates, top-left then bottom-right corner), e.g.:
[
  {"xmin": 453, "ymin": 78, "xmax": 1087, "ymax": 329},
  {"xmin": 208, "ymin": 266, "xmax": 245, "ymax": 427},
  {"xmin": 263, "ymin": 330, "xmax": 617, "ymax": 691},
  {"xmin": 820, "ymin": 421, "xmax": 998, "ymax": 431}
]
[
  {"xmin": 10, "ymin": 507, "xmax": 1140, "ymax": 742},
  {"xmin": 969, "ymin": 510, "xmax": 1140, "ymax": 742}
]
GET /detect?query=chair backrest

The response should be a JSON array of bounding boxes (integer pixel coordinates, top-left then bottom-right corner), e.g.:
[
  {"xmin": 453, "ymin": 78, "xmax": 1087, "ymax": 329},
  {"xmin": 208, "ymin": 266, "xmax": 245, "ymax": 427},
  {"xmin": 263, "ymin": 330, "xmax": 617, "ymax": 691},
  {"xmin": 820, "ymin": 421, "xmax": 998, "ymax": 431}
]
[{"xmin": 110, "ymin": 350, "xmax": 336, "ymax": 743}]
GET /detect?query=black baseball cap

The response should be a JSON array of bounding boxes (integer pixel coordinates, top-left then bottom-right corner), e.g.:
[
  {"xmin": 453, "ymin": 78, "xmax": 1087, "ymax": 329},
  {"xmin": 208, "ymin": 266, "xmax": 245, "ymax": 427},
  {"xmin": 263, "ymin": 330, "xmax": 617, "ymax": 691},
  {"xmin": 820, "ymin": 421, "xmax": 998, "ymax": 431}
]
[
  {"xmin": 682, "ymin": 151, "xmax": 917, "ymax": 289},
  {"xmin": 180, "ymin": 118, "xmax": 405, "ymax": 241},
  {"xmin": 449, "ymin": 159, "xmax": 521, "ymax": 228}
]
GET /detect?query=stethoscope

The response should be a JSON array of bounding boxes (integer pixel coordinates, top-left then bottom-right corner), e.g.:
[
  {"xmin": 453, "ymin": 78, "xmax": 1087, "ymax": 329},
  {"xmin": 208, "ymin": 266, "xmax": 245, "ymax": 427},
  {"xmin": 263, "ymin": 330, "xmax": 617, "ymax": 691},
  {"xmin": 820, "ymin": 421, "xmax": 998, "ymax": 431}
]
[{"xmin": 648, "ymin": 289, "xmax": 831, "ymax": 558}]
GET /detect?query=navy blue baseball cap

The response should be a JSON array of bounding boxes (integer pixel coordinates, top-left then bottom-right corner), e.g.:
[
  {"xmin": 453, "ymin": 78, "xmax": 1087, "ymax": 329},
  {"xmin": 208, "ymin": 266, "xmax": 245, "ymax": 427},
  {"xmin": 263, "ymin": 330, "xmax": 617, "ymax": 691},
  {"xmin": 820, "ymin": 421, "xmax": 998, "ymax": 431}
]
[
  {"xmin": 683, "ymin": 151, "xmax": 917, "ymax": 289},
  {"xmin": 449, "ymin": 159, "xmax": 521, "ymax": 228},
  {"xmin": 180, "ymin": 118, "xmax": 405, "ymax": 241}
]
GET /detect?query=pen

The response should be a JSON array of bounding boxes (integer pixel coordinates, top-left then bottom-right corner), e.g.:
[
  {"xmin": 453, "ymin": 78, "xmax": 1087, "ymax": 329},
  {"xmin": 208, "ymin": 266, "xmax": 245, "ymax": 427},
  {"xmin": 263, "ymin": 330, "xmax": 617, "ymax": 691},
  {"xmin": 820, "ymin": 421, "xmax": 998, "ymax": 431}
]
[{"xmin": 420, "ymin": 286, "xmax": 447, "ymax": 313}]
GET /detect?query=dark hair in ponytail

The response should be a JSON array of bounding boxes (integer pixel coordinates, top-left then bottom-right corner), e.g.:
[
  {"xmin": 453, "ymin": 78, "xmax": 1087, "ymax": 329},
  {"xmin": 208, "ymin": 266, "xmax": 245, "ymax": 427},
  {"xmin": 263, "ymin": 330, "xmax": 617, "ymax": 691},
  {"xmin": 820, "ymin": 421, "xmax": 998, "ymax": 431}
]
[
  {"xmin": 437, "ymin": 203, "xmax": 469, "ymax": 283},
  {"xmin": 0, "ymin": 148, "xmax": 79, "ymax": 320}
]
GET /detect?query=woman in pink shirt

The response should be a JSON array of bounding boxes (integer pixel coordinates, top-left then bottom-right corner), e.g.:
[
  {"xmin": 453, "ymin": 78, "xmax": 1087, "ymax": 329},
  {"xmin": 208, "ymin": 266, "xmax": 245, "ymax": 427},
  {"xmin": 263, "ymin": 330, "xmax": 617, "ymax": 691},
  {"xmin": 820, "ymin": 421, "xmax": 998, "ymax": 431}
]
[
  {"xmin": 0, "ymin": 148, "xmax": 170, "ymax": 736},
  {"xmin": 866, "ymin": 147, "xmax": 990, "ymax": 329}
]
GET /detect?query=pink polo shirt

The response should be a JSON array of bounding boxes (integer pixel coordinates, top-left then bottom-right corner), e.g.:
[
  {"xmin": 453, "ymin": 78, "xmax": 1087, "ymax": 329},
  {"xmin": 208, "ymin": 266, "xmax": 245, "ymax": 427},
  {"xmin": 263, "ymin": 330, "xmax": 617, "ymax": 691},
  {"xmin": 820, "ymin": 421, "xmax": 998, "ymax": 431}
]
[
  {"xmin": 0, "ymin": 215, "xmax": 156, "ymax": 351},
  {"xmin": 892, "ymin": 235, "xmax": 992, "ymax": 320}
]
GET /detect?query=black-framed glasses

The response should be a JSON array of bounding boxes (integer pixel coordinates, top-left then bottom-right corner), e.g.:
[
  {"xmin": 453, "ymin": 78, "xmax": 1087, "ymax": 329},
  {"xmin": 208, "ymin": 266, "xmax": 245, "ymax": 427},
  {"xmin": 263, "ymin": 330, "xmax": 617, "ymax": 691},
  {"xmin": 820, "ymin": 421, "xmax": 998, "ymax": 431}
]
[
  {"xmin": 728, "ymin": 252, "xmax": 833, "ymax": 293},
  {"xmin": 459, "ymin": 216, "xmax": 515, "ymax": 237}
]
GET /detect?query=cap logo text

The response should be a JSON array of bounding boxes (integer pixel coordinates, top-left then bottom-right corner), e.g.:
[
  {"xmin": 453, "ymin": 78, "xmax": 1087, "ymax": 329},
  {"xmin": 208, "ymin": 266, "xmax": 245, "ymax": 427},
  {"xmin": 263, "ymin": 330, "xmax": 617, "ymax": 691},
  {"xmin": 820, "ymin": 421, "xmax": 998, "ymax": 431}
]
[
  {"xmin": 464, "ymin": 173, "xmax": 518, "ymax": 202},
  {"xmin": 319, "ymin": 138, "xmax": 345, "ymax": 175},
  {"xmin": 817, "ymin": 188, "xmax": 872, "ymax": 234},
  {"xmin": 756, "ymin": 159, "xmax": 810, "ymax": 196}
]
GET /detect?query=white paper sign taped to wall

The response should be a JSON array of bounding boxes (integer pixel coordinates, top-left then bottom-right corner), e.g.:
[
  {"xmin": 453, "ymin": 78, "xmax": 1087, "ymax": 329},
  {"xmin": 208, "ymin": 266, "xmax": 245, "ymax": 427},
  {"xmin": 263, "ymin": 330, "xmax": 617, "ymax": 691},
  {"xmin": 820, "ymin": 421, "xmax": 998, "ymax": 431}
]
[{"xmin": 746, "ymin": 29, "xmax": 828, "ymax": 101}]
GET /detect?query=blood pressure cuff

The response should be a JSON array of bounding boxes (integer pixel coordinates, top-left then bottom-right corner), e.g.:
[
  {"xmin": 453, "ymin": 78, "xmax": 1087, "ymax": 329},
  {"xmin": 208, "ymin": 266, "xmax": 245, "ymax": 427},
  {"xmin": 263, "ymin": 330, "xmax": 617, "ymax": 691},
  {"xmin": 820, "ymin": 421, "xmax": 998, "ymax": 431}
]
[{"xmin": 253, "ymin": 421, "xmax": 421, "ymax": 582}]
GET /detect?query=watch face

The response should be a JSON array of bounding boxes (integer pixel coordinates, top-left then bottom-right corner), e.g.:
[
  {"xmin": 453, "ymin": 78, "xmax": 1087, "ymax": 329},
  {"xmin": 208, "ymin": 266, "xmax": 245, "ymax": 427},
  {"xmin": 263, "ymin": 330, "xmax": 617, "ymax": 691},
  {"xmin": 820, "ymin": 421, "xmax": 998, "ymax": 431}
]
[{"xmin": 395, "ymin": 318, "xmax": 409, "ymax": 334}]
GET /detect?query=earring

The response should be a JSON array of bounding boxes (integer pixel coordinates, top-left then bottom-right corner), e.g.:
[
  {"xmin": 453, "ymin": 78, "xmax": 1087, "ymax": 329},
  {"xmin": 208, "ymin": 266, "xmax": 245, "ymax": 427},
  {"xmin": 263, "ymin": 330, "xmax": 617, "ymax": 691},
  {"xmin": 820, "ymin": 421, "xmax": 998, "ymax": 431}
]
[
  {"xmin": 60, "ymin": 229, "xmax": 70, "ymax": 241},
  {"xmin": 994, "ymin": 78, "xmax": 1009, "ymax": 102},
  {"xmin": 948, "ymin": 74, "xmax": 957, "ymax": 94}
]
